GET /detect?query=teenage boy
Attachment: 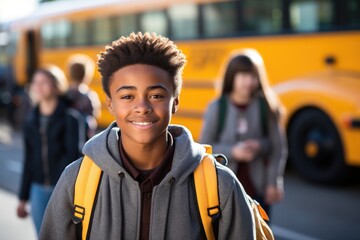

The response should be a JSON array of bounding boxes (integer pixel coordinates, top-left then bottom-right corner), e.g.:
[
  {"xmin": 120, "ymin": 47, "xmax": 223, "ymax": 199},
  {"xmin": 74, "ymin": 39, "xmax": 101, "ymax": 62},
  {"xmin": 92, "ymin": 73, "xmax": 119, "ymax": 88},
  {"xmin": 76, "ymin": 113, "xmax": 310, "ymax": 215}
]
[{"xmin": 40, "ymin": 32, "xmax": 255, "ymax": 239}]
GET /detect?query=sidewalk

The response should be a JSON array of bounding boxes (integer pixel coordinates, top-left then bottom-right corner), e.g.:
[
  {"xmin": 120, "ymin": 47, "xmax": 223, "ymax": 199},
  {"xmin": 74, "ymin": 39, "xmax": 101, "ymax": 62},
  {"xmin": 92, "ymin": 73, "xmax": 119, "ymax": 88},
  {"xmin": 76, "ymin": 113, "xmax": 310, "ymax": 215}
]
[
  {"xmin": 0, "ymin": 117, "xmax": 37, "ymax": 239},
  {"xmin": 0, "ymin": 188, "xmax": 37, "ymax": 240}
]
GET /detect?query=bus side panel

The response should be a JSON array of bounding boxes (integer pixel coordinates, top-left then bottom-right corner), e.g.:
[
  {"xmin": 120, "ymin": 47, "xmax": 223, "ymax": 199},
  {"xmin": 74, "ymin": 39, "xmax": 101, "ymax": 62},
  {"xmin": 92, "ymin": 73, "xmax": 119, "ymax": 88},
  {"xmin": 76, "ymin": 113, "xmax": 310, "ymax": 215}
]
[{"xmin": 275, "ymin": 79, "xmax": 360, "ymax": 167}]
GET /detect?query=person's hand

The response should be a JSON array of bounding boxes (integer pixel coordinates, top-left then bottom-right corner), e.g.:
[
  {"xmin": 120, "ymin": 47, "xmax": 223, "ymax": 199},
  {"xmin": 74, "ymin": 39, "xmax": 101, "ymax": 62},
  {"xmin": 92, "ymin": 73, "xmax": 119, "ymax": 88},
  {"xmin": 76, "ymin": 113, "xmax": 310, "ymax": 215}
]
[
  {"xmin": 243, "ymin": 139, "xmax": 261, "ymax": 156},
  {"xmin": 232, "ymin": 143, "xmax": 254, "ymax": 162},
  {"xmin": 265, "ymin": 185, "xmax": 284, "ymax": 205},
  {"xmin": 17, "ymin": 201, "xmax": 28, "ymax": 218}
]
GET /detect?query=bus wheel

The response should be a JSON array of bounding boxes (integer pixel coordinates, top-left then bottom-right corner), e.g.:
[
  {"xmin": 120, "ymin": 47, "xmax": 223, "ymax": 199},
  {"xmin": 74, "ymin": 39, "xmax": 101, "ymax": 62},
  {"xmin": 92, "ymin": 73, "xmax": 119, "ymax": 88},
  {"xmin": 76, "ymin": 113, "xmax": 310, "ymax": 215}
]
[{"xmin": 288, "ymin": 109, "xmax": 348, "ymax": 184}]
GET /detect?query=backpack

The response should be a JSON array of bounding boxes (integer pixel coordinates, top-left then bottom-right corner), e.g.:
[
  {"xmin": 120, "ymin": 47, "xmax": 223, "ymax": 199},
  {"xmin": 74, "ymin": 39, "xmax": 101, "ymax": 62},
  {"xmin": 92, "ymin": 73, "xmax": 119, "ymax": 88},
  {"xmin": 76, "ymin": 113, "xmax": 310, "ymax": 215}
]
[
  {"xmin": 72, "ymin": 145, "xmax": 274, "ymax": 240},
  {"xmin": 64, "ymin": 93, "xmax": 93, "ymax": 141},
  {"xmin": 66, "ymin": 108, "xmax": 87, "ymax": 153}
]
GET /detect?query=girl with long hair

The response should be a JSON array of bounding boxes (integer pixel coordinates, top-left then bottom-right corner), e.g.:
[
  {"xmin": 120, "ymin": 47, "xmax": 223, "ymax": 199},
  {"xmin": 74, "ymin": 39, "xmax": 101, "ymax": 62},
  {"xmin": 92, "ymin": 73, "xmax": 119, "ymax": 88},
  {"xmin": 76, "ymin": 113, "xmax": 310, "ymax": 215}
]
[{"xmin": 200, "ymin": 49, "xmax": 288, "ymax": 216}]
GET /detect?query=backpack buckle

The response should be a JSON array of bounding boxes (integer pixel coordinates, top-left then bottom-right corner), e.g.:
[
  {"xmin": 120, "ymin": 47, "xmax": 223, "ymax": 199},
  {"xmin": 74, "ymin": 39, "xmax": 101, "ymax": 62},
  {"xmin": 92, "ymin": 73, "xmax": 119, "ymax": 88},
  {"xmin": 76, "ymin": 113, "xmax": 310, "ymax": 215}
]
[
  {"xmin": 72, "ymin": 204, "xmax": 85, "ymax": 224},
  {"xmin": 207, "ymin": 206, "xmax": 221, "ymax": 219}
]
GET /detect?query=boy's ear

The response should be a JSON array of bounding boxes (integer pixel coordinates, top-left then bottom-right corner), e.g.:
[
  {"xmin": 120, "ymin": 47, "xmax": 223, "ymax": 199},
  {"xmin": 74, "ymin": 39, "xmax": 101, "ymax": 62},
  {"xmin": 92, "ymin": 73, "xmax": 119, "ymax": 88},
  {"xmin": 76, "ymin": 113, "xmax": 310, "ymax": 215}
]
[
  {"xmin": 106, "ymin": 96, "xmax": 114, "ymax": 115},
  {"xmin": 172, "ymin": 97, "xmax": 179, "ymax": 114}
]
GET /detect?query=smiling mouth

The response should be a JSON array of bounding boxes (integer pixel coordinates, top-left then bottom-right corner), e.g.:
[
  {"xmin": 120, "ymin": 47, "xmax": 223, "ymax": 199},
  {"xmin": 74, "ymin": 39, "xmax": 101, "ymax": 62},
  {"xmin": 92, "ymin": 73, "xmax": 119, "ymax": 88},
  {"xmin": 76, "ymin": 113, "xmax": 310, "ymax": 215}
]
[{"xmin": 131, "ymin": 121, "xmax": 154, "ymax": 126}]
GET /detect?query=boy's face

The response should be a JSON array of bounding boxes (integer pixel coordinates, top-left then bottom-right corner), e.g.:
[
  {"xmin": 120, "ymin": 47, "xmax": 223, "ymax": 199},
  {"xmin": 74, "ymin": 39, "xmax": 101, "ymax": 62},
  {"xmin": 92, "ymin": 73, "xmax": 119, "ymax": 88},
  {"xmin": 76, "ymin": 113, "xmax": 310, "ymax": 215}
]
[{"xmin": 106, "ymin": 64, "xmax": 179, "ymax": 146}]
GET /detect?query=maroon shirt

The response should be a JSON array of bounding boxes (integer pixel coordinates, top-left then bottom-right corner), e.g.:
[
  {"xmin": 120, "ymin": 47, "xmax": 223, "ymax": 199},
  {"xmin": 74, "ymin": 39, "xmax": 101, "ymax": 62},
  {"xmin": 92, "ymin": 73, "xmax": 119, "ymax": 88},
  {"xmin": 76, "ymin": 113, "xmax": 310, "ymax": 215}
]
[
  {"xmin": 234, "ymin": 103, "xmax": 257, "ymax": 197},
  {"xmin": 119, "ymin": 133, "xmax": 174, "ymax": 240}
]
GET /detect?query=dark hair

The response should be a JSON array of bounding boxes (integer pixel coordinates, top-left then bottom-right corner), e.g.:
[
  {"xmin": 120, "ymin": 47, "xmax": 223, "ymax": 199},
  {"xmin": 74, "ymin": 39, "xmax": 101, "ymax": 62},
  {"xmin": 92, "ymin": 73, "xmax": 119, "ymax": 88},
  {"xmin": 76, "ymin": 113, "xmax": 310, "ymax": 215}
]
[
  {"xmin": 97, "ymin": 32, "xmax": 186, "ymax": 97},
  {"xmin": 35, "ymin": 68, "xmax": 57, "ymax": 86},
  {"xmin": 221, "ymin": 55, "xmax": 258, "ymax": 96},
  {"xmin": 69, "ymin": 63, "xmax": 86, "ymax": 83}
]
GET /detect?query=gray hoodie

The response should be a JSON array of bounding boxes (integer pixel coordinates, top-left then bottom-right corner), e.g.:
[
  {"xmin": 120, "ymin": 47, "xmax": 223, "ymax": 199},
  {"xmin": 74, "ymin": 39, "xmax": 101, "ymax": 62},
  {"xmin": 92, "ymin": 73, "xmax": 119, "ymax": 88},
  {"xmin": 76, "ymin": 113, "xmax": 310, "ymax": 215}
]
[{"xmin": 40, "ymin": 123, "xmax": 255, "ymax": 239}]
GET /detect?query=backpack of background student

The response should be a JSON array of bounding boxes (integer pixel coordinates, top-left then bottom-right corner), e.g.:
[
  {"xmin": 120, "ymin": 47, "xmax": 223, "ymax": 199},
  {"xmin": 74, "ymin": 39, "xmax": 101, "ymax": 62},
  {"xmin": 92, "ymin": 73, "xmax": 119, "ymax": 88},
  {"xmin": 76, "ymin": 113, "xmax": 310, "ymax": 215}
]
[
  {"xmin": 72, "ymin": 145, "xmax": 274, "ymax": 240},
  {"xmin": 63, "ymin": 93, "xmax": 92, "ymax": 143},
  {"xmin": 66, "ymin": 108, "xmax": 87, "ymax": 153}
]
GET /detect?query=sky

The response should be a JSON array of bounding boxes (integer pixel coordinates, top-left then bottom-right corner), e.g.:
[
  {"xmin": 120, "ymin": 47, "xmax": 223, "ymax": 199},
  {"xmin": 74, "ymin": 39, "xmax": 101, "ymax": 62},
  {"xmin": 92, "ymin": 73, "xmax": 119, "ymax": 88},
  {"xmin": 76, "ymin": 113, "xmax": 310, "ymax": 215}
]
[{"xmin": 0, "ymin": 0, "xmax": 38, "ymax": 23}]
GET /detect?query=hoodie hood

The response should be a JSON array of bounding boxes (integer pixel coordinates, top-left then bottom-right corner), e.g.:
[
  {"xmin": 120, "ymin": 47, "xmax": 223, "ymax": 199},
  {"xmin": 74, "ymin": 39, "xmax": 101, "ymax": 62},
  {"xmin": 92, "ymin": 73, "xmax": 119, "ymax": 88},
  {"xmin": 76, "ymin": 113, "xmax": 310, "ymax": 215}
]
[{"xmin": 82, "ymin": 122, "xmax": 205, "ymax": 184}]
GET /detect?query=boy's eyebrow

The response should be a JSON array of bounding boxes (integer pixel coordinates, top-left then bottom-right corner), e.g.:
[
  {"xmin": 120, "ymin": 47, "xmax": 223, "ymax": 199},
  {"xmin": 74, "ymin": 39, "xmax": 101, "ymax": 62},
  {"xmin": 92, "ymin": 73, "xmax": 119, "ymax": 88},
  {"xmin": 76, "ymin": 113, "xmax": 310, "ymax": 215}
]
[
  {"xmin": 115, "ymin": 84, "xmax": 169, "ymax": 93},
  {"xmin": 115, "ymin": 85, "xmax": 135, "ymax": 93},
  {"xmin": 147, "ymin": 84, "xmax": 169, "ymax": 92}
]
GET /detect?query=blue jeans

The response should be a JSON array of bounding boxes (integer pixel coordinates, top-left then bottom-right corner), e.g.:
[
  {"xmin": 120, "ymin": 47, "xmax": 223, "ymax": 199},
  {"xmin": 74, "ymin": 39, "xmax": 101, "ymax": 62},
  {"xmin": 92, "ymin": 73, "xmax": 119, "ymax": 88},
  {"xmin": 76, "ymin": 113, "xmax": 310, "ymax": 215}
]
[{"xmin": 30, "ymin": 183, "xmax": 54, "ymax": 235}]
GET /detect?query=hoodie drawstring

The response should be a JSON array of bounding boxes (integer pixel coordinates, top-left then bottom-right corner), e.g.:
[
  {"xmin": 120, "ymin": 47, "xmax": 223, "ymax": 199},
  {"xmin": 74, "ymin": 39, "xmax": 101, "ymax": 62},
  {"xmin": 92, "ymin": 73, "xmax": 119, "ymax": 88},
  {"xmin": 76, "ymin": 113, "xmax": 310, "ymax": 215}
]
[
  {"xmin": 163, "ymin": 176, "xmax": 175, "ymax": 239},
  {"xmin": 118, "ymin": 171, "xmax": 125, "ymax": 240}
]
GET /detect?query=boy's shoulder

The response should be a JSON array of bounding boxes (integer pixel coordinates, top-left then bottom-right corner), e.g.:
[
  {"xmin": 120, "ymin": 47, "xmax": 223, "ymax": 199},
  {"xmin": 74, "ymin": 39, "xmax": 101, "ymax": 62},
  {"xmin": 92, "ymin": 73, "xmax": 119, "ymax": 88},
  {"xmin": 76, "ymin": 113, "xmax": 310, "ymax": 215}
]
[
  {"xmin": 213, "ymin": 161, "xmax": 243, "ymax": 200},
  {"xmin": 62, "ymin": 157, "xmax": 84, "ymax": 181},
  {"xmin": 214, "ymin": 161, "xmax": 238, "ymax": 185},
  {"xmin": 48, "ymin": 157, "xmax": 84, "ymax": 205}
]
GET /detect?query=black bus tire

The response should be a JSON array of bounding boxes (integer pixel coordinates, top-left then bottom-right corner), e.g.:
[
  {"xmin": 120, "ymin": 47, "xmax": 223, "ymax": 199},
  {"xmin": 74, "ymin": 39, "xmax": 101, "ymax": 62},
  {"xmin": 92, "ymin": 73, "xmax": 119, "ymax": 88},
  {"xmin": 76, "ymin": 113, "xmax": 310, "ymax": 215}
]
[{"xmin": 288, "ymin": 108, "xmax": 348, "ymax": 184}]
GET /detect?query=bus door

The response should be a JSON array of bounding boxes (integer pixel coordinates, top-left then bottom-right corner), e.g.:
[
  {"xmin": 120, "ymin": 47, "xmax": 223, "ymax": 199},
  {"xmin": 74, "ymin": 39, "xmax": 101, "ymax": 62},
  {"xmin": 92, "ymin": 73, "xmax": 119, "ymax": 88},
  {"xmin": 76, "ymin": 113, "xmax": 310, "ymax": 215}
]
[
  {"xmin": 25, "ymin": 30, "xmax": 38, "ymax": 83},
  {"xmin": 9, "ymin": 30, "xmax": 37, "ymax": 128}
]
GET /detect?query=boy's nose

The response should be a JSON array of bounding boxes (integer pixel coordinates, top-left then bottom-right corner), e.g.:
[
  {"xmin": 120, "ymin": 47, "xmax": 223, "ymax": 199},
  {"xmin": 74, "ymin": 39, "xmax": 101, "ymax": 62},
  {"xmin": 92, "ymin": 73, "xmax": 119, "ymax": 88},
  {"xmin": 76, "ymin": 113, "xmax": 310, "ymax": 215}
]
[{"xmin": 134, "ymin": 99, "xmax": 152, "ymax": 114}]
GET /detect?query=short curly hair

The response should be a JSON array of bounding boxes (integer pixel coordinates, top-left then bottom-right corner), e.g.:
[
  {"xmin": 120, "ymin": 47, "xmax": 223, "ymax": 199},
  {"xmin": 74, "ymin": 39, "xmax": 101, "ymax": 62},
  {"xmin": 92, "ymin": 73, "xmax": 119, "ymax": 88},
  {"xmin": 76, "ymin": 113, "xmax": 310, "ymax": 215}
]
[{"xmin": 97, "ymin": 32, "xmax": 186, "ymax": 97}]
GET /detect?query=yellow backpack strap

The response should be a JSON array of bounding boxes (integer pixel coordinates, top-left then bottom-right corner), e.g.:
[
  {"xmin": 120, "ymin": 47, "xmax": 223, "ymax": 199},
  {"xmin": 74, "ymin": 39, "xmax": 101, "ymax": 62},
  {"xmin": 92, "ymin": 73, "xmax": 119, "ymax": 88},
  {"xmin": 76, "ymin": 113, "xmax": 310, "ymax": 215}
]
[
  {"xmin": 194, "ymin": 145, "xmax": 220, "ymax": 240},
  {"xmin": 72, "ymin": 155, "xmax": 102, "ymax": 240}
]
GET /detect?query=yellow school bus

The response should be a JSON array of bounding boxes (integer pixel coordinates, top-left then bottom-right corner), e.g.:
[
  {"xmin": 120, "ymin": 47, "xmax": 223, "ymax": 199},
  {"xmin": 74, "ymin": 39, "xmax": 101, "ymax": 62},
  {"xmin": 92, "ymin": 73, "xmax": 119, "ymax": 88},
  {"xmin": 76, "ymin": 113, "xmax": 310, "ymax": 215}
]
[{"xmin": 1, "ymin": 0, "xmax": 360, "ymax": 184}]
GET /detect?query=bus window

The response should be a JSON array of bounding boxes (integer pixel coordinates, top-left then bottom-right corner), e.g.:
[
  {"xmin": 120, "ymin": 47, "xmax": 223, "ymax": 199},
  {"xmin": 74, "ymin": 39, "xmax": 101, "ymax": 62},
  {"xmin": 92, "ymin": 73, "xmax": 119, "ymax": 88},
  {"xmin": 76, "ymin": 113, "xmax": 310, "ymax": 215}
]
[
  {"xmin": 290, "ymin": 0, "xmax": 333, "ymax": 32},
  {"xmin": 41, "ymin": 22, "xmax": 55, "ymax": 48},
  {"xmin": 41, "ymin": 20, "xmax": 71, "ymax": 48},
  {"xmin": 139, "ymin": 10, "xmax": 168, "ymax": 36},
  {"xmin": 202, "ymin": 0, "xmax": 239, "ymax": 38},
  {"xmin": 112, "ymin": 14, "xmax": 138, "ymax": 39},
  {"xmin": 241, "ymin": 0, "xmax": 282, "ymax": 34},
  {"xmin": 54, "ymin": 20, "xmax": 71, "ymax": 48},
  {"xmin": 69, "ymin": 20, "xmax": 88, "ymax": 46},
  {"xmin": 168, "ymin": 4, "xmax": 198, "ymax": 40},
  {"xmin": 345, "ymin": 0, "xmax": 360, "ymax": 27},
  {"xmin": 0, "ymin": 31, "xmax": 9, "ymax": 64},
  {"xmin": 90, "ymin": 17, "xmax": 113, "ymax": 45}
]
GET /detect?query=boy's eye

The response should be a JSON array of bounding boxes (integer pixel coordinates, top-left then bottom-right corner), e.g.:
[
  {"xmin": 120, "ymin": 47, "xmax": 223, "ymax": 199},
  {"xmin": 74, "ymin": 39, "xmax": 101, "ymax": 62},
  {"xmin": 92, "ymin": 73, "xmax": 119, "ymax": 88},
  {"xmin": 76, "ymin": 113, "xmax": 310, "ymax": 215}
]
[
  {"xmin": 150, "ymin": 94, "xmax": 165, "ymax": 99},
  {"xmin": 120, "ymin": 95, "xmax": 133, "ymax": 100}
]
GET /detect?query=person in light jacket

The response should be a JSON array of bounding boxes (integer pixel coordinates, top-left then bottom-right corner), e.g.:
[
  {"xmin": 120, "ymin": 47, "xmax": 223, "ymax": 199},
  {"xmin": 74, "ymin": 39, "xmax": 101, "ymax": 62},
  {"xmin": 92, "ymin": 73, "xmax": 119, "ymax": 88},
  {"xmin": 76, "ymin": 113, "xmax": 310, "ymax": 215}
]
[
  {"xmin": 40, "ymin": 32, "xmax": 255, "ymax": 239},
  {"xmin": 200, "ymin": 49, "xmax": 288, "ymax": 216}
]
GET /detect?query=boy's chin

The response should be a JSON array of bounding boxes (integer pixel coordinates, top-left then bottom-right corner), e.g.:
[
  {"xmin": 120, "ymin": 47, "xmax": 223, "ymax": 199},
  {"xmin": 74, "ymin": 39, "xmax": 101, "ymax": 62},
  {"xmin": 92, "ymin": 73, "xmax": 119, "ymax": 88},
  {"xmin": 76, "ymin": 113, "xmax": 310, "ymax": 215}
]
[{"xmin": 124, "ymin": 132, "xmax": 167, "ymax": 146}]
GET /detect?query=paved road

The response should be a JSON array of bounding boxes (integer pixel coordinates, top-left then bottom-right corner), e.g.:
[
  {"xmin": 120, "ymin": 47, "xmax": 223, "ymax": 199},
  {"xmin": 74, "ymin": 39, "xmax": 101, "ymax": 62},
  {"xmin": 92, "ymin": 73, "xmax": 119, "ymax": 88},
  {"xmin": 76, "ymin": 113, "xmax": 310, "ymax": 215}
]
[
  {"xmin": 0, "ymin": 126, "xmax": 23, "ymax": 193},
  {"xmin": 1, "ymin": 119, "xmax": 360, "ymax": 240},
  {"xmin": 0, "ymin": 120, "xmax": 37, "ymax": 240},
  {"xmin": 272, "ymin": 170, "xmax": 360, "ymax": 240}
]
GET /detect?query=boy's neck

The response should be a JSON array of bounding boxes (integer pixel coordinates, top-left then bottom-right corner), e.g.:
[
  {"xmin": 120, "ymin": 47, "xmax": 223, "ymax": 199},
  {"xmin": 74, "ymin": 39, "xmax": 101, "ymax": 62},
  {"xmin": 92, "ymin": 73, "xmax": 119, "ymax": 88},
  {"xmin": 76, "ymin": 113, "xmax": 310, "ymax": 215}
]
[{"xmin": 121, "ymin": 136, "xmax": 169, "ymax": 170}]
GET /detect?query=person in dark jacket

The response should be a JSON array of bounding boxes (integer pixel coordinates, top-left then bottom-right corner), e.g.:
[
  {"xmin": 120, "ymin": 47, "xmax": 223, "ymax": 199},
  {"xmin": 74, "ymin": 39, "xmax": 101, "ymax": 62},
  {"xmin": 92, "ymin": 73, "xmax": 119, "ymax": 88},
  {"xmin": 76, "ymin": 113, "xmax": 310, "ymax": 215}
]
[
  {"xmin": 66, "ymin": 54, "xmax": 101, "ymax": 138},
  {"xmin": 16, "ymin": 65, "xmax": 81, "ymax": 235}
]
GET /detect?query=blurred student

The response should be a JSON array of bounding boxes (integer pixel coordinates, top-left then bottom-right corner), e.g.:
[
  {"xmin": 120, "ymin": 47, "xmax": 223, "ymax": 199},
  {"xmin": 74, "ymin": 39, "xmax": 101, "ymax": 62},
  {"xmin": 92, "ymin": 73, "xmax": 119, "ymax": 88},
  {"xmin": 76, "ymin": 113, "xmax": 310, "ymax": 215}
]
[
  {"xmin": 17, "ymin": 65, "xmax": 82, "ymax": 234},
  {"xmin": 66, "ymin": 54, "xmax": 101, "ymax": 138},
  {"xmin": 200, "ymin": 49, "xmax": 288, "ymax": 216}
]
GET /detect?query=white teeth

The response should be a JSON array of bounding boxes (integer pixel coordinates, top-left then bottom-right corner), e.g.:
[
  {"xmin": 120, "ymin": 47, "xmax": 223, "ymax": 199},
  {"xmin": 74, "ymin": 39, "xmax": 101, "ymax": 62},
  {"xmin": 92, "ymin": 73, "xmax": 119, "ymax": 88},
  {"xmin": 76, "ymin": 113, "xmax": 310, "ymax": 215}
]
[{"xmin": 132, "ymin": 122, "xmax": 152, "ymax": 126}]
